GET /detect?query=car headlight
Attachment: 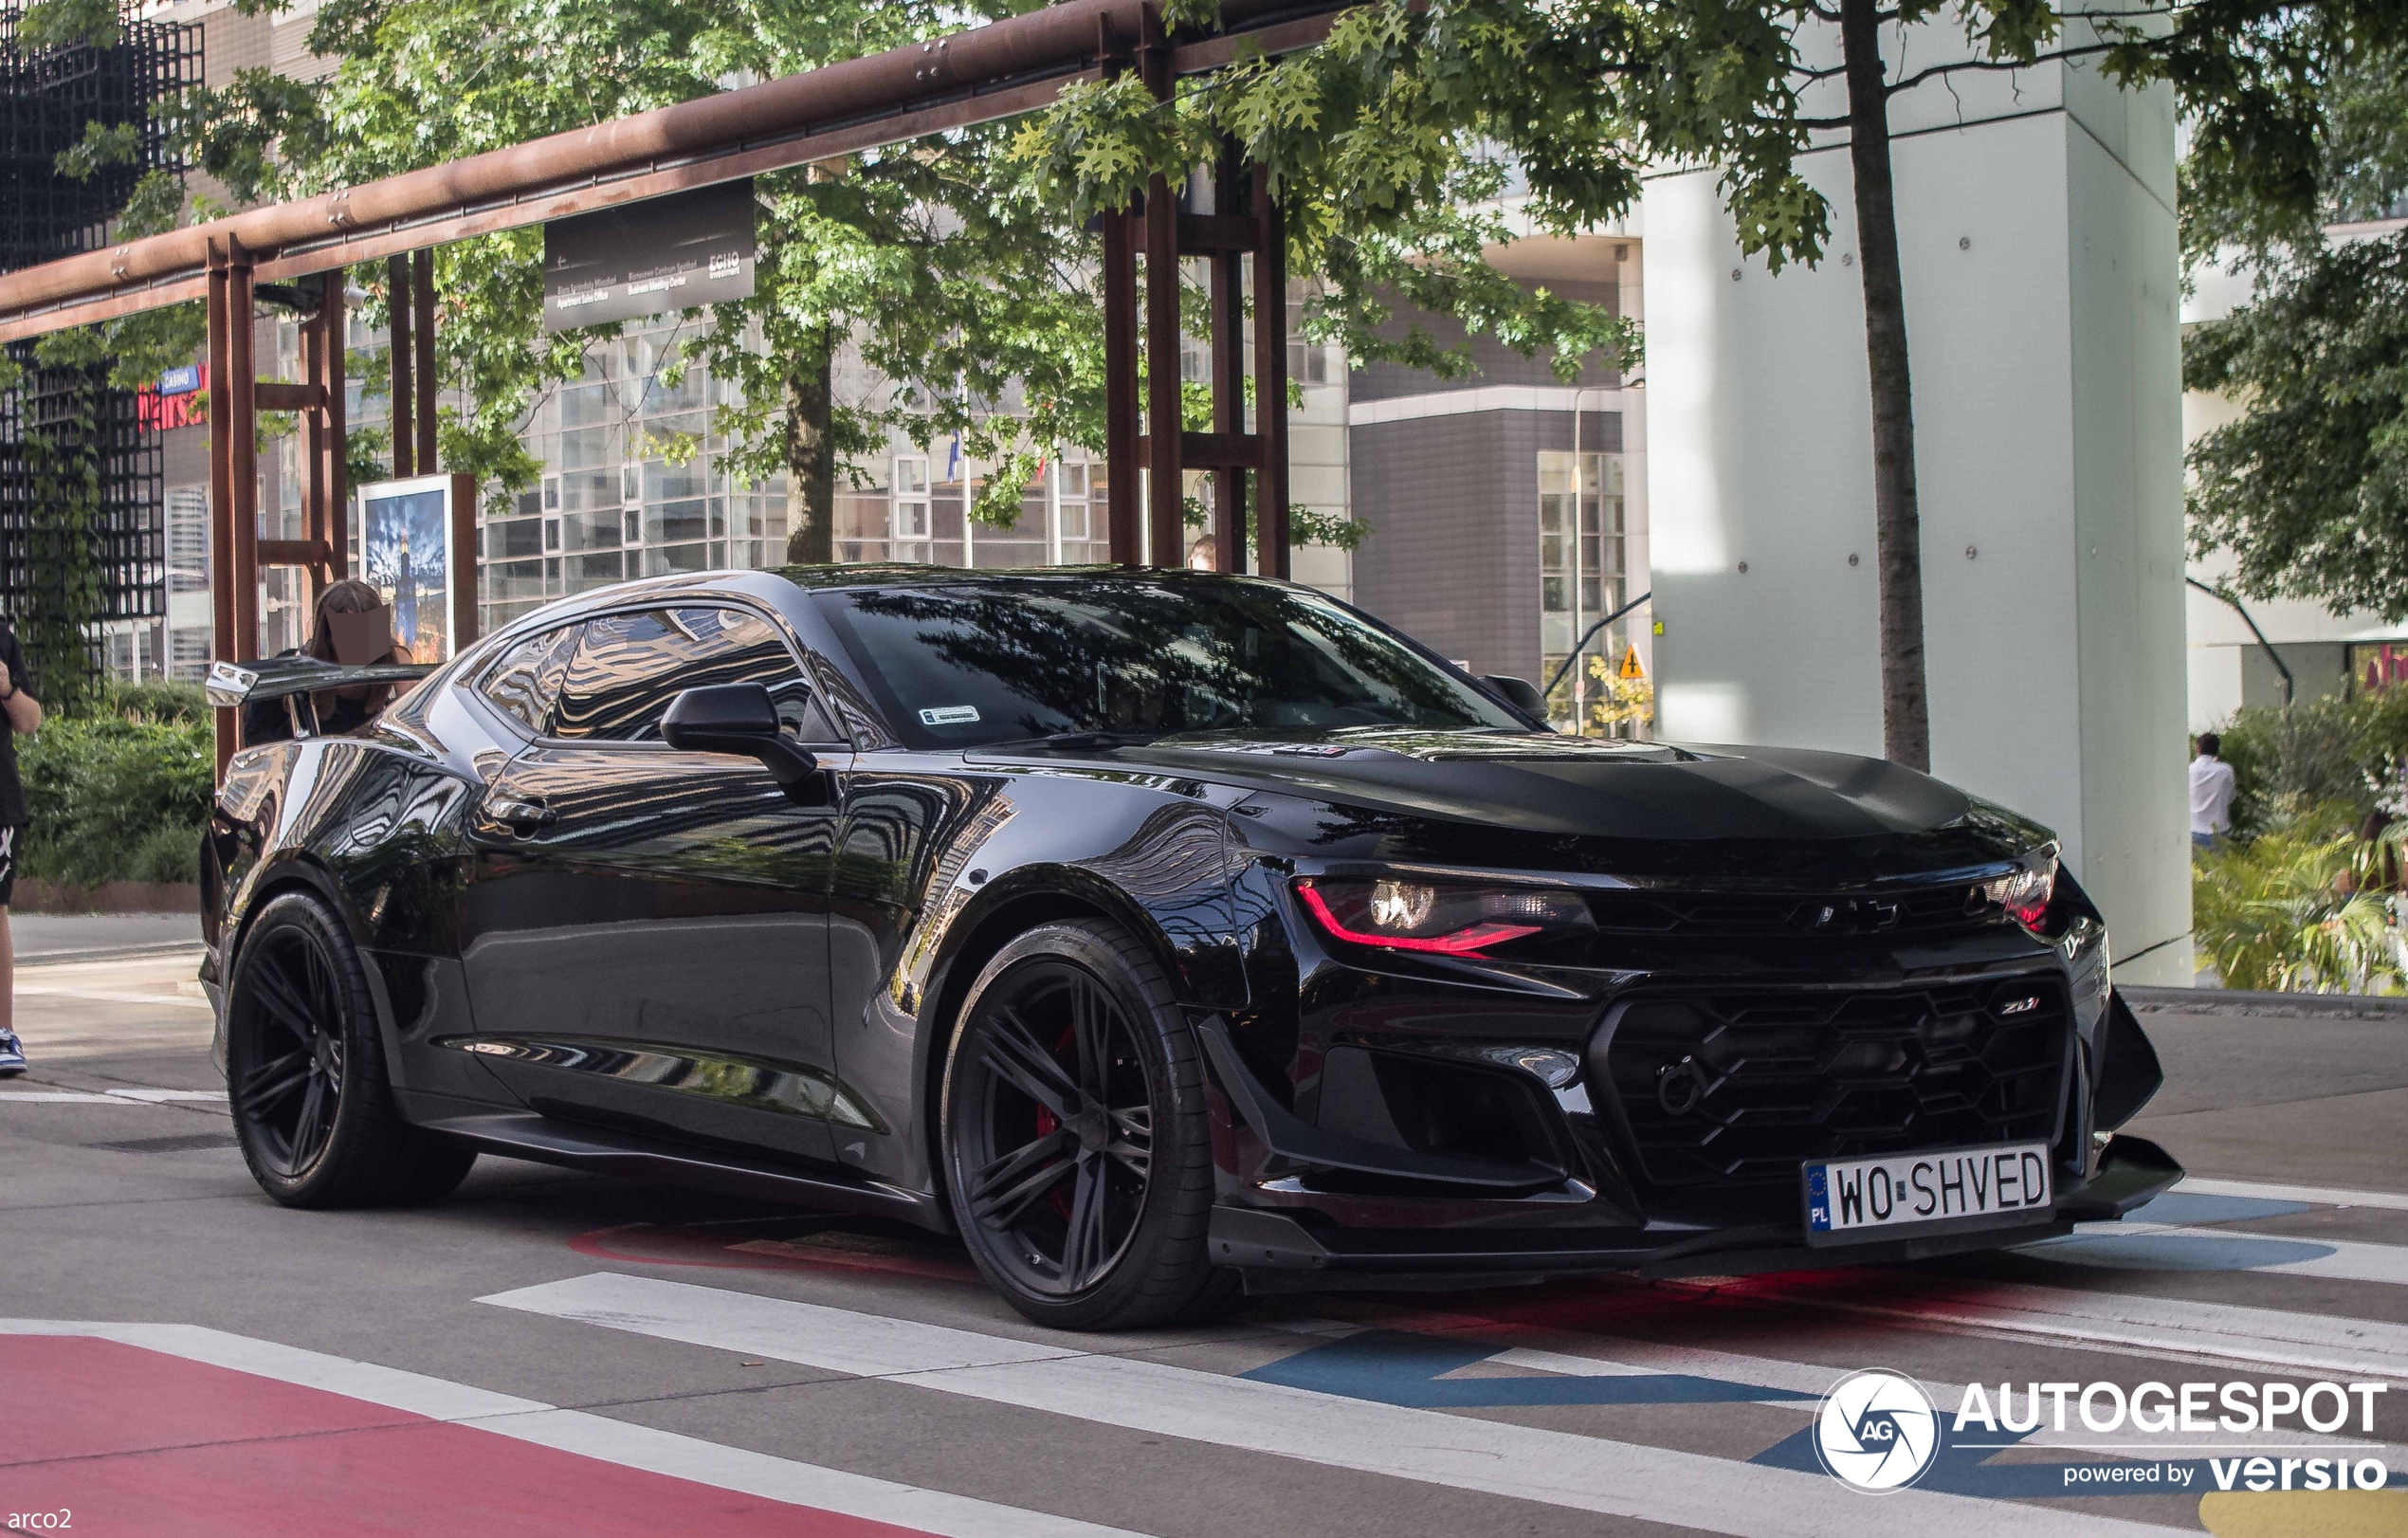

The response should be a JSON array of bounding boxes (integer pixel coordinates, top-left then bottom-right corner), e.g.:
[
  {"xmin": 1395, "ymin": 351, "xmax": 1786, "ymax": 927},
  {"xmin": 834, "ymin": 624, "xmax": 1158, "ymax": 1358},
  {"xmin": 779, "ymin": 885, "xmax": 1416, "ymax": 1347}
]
[
  {"xmin": 1293, "ymin": 876, "xmax": 1596, "ymax": 956},
  {"xmin": 1980, "ymin": 845, "xmax": 2058, "ymax": 930}
]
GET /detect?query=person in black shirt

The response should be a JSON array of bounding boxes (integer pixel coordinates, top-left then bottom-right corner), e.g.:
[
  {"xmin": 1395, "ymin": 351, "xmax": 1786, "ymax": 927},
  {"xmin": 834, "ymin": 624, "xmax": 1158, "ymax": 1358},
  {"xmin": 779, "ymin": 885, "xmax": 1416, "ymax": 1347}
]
[{"xmin": 0, "ymin": 620, "xmax": 44, "ymax": 1075}]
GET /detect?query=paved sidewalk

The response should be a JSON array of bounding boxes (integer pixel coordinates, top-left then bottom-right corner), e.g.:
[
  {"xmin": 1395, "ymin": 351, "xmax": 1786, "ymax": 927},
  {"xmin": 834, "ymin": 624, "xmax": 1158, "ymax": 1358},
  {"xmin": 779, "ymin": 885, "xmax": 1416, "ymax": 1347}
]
[{"xmin": 12, "ymin": 911, "xmax": 203, "ymax": 962}]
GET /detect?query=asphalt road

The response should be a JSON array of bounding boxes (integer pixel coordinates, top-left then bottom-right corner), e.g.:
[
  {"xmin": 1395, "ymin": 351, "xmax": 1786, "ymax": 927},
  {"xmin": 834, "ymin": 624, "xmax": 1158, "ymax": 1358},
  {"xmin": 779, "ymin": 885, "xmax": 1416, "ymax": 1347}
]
[{"xmin": 5, "ymin": 943, "xmax": 2406, "ymax": 1538}]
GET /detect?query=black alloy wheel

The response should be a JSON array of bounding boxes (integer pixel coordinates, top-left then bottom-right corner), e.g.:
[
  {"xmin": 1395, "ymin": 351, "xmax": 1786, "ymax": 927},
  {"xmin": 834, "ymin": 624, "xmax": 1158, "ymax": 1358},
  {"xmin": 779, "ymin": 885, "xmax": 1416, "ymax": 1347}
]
[
  {"xmin": 226, "ymin": 891, "xmax": 476, "ymax": 1207},
  {"xmin": 234, "ymin": 920, "xmax": 347, "ymax": 1177},
  {"xmin": 941, "ymin": 921, "xmax": 1231, "ymax": 1329}
]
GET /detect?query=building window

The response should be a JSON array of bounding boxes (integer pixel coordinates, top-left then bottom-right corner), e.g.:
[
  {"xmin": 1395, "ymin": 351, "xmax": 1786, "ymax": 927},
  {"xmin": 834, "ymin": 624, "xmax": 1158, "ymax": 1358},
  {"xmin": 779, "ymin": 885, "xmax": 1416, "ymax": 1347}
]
[
  {"xmin": 1286, "ymin": 299, "xmax": 1331, "ymax": 385},
  {"xmin": 1537, "ymin": 450, "xmax": 1630, "ymax": 735},
  {"xmin": 166, "ymin": 485, "xmax": 209, "ymax": 594},
  {"xmin": 170, "ymin": 626, "xmax": 210, "ymax": 684}
]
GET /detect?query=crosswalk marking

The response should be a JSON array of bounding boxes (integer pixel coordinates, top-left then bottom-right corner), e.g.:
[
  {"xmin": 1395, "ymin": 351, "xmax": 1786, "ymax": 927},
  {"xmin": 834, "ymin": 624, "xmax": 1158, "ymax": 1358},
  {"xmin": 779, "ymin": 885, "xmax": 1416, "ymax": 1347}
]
[
  {"xmin": 1474, "ymin": 1330, "xmax": 2408, "ymax": 1462},
  {"xmin": 2032, "ymin": 1221, "xmax": 2408, "ymax": 1287},
  {"xmin": 14, "ymin": 985, "xmax": 212, "ymax": 1009},
  {"xmin": 483, "ymin": 1272, "xmax": 2188, "ymax": 1538},
  {"xmin": 0, "ymin": 1087, "xmax": 225, "ymax": 1104},
  {"xmin": 0, "ymin": 1317, "xmax": 1153, "ymax": 1538},
  {"xmin": 1711, "ymin": 1273, "xmax": 2408, "ymax": 1382},
  {"xmin": 2177, "ymin": 1176, "xmax": 2408, "ymax": 1214}
]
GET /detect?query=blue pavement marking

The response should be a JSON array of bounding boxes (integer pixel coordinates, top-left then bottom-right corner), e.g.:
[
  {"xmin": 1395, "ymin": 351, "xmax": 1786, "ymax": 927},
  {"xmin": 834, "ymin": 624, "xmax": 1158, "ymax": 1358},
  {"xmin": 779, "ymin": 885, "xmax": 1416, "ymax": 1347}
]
[
  {"xmin": 1239, "ymin": 1329, "xmax": 1810, "ymax": 1408},
  {"xmin": 2006, "ymin": 1188, "xmax": 2330, "ymax": 1273},
  {"xmin": 2019, "ymin": 1232, "xmax": 2341, "ymax": 1273},
  {"xmin": 2124, "ymin": 1192, "xmax": 2314, "ymax": 1225},
  {"xmin": 1250, "ymin": 1330, "xmax": 2405, "ymax": 1498}
]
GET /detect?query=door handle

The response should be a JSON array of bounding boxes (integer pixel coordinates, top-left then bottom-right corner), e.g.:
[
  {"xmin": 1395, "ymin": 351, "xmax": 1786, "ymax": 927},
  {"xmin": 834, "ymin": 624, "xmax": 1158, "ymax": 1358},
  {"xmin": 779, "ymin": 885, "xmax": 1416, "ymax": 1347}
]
[{"xmin": 483, "ymin": 796, "xmax": 557, "ymax": 834}]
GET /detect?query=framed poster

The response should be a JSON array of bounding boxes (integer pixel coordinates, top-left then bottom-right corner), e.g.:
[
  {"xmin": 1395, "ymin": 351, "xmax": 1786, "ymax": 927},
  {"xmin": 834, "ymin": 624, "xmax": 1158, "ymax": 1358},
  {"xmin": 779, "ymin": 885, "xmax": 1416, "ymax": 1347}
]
[{"xmin": 357, "ymin": 473, "xmax": 477, "ymax": 662}]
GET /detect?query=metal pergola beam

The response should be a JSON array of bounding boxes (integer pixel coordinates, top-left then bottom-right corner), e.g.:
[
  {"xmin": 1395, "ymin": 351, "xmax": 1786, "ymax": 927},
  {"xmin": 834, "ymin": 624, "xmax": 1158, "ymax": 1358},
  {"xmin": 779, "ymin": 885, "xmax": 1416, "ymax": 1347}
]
[
  {"xmin": 0, "ymin": 0, "xmax": 1341, "ymax": 776},
  {"xmin": 0, "ymin": 1, "xmax": 1343, "ymax": 341}
]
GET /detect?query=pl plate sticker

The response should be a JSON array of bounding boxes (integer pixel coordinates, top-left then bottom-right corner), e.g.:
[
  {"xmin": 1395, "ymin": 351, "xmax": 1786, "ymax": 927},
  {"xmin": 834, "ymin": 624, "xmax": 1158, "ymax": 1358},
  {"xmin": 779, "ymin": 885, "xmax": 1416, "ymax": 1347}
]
[
  {"xmin": 1815, "ymin": 1369, "xmax": 1941, "ymax": 1492},
  {"xmin": 919, "ymin": 705, "xmax": 980, "ymax": 725}
]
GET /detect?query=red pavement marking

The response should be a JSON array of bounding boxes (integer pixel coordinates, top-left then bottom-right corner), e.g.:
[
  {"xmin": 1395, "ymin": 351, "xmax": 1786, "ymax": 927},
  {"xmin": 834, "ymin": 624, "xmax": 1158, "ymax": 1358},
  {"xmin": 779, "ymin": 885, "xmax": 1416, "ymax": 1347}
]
[{"xmin": 1, "ymin": 1336, "xmax": 935, "ymax": 1538}]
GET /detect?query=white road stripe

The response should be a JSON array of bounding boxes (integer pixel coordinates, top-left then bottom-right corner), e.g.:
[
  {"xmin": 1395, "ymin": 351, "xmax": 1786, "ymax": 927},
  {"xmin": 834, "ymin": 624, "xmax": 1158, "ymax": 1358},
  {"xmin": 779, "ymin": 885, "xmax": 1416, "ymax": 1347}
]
[
  {"xmin": 2179, "ymin": 1176, "xmax": 2408, "ymax": 1214},
  {"xmin": 0, "ymin": 1317, "xmax": 1153, "ymax": 1538},
  {"xmin": 2038, "ymin": 1221, "xmax": 2408, "ymax": 1287},
  {"xmin": 14, "ymin": 986, "xmax": 212, "ymax": 1009},
  {"xmin": 99, "ymin": 1088, "xmax": 225, "ymax": 1102},
  {"xmin": 1716, "ymin": 1275, "xmax": 2408, "ymax": 1382},
  {"xmin": 482, "ymin": 1272, "xmax": 2185, "ymax": 1538},
  {"xmin": 0, "ymin": 1087, "xmax": 225, "ymax": 1104},
  {"xmin": 1480, "ymin": 1336, "xmax": 2408, "ymax": 1461}
]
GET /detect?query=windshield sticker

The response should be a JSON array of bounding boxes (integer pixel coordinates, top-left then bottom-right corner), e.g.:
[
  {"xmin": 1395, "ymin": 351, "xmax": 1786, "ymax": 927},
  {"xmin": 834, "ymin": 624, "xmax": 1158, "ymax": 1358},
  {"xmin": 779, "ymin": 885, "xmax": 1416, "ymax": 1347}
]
[{"xmin": 919, "ymin": 705, "xmax": 981, "ymax": 726}]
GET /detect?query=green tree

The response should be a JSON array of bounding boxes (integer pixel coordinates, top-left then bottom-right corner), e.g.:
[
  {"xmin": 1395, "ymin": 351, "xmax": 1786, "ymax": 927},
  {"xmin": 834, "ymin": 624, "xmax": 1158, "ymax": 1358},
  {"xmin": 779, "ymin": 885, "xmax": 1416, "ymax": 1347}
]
[
  {"xmin": 2172, "ymin": 7, "xmax": 2408, "ymax": 618},
  {"xmin": 181, "ymin": 0, "xmax": 1633, "ymax": 563},
  {"xmin": 1020, "ymin": 1, "xmax": 2258, "ymax": 768}
]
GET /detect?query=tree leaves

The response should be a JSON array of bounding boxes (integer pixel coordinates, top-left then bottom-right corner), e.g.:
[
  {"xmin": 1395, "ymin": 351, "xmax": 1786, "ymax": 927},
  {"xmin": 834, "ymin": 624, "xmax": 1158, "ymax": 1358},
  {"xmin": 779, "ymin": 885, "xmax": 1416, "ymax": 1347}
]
[{"xmin": 2186, "ymin": 231, "xmax": 2408, "ymax": 618}]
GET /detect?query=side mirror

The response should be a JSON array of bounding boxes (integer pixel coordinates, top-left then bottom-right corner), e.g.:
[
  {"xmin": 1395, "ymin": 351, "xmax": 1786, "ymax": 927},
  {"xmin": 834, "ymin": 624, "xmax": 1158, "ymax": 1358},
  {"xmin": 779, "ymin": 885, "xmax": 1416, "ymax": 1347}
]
[
  {"xmin": 662, "ymin": 683, "xmax": 820, "ymax": 785},
  {"xmin": 1480, "ymin": 674, "xmax": 1546, "ymax": 717}
]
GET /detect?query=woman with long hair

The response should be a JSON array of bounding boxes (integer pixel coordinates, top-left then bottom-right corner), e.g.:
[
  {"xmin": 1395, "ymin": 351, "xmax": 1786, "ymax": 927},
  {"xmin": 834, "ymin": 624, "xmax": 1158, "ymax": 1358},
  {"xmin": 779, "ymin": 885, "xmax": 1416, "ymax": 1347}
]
[{"xmin": 307, "ymin": 578, "xmax": 408, "ymax": 735}]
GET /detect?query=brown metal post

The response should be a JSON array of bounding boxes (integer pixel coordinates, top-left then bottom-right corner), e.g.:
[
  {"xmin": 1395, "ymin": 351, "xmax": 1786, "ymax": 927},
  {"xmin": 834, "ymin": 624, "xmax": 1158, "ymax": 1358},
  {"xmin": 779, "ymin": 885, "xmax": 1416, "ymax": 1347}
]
[
  {"xmin": 449, "ymin": 470, "xmax": 480, "ymax": 651},
  {"xmin": 299, "ymin": 280, "xmax": 329, "ymax": 601},
  {"xmin": 227, "ymin": 243, "xmax": 262, "ymax": 669},
  {"xmin": 1136, "ymin": 9, "xmax": 1182, "ymax": 569},
  {"xmin": 1250, "ymin": 167, "xmax": 1289, "ymax": 578},
  {"xmin": 1102, "ymin": 209, "xmax": 1140, "ymax": 565},
  {"xmin": 386, "ymin": 253, "xmax": 415, "ymax": 479},
  {"xmin": 412, "ymin": 248, "xmax": 438, "ymax": 472},
  {"xmin": 206, "ymin": 247, "xmax": 236, "ymax": 776},
  {"xmin": 322, "ymin": 275, "xmax": 348, "ymax": 578},
  {"xmin": 1143, "ymin": 176, "xmax": 1182, "ymax": 569},
  {"xmin": 1209, "ymin": 142, "xmax": 1246, "ymax": 575}
]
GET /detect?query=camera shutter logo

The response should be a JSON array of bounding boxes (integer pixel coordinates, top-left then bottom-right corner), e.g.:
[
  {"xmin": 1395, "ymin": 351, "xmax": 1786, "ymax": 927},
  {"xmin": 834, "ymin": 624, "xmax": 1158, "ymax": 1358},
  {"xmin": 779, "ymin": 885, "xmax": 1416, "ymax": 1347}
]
[{"xmin": 1814, "ymin": 1370, "xmax": 1942, "ymax": 1492}]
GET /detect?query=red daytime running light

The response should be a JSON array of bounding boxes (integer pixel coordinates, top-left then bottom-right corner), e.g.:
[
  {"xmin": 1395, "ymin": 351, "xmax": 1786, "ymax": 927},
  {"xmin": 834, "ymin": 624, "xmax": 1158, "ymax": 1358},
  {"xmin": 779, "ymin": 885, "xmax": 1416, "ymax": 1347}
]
[{"xmin": 1293, "ymin": 881, "xmax": 1542, "ymax": 955}]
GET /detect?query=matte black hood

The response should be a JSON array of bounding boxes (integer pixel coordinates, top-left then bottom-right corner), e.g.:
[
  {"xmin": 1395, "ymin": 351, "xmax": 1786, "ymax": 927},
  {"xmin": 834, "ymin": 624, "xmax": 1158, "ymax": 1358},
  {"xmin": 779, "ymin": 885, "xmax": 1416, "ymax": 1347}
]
[{"xmin": 1013, "ymin": 729, "xmax": 2055, "ymax": 884}]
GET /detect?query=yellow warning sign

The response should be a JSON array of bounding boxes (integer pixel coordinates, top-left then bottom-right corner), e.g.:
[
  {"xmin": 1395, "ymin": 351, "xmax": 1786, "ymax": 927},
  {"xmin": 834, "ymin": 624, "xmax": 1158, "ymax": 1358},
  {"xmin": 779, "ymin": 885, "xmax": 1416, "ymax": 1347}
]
[{"xmin": 1618, "ymin": 644, "xmax": 1646, "ymax": 680}]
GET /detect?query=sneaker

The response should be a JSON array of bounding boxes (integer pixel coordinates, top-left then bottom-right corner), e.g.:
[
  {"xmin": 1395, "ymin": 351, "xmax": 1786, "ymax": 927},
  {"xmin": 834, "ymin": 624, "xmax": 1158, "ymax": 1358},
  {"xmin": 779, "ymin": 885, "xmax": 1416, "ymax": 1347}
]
[{"xmin": 0, "ymin": 1029, "xmax": 24, "ymax": 1077}]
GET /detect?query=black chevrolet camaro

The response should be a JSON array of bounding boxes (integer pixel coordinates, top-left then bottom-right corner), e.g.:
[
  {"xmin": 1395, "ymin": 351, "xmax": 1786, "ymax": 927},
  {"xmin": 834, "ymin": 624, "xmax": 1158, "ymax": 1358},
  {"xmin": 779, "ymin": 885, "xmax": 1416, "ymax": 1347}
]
[{"xmin": 201, "ymin": 567, "xmax": 2180, "ymax": 1328}]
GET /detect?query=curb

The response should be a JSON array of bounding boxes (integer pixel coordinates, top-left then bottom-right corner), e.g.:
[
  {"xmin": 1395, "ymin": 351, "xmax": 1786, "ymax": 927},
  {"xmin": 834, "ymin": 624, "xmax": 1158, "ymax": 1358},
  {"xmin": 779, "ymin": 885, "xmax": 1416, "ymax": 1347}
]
[
  {"xmin": 14, "ymin": 880, "xmax": 200, "ymax": 915},
  {"xmin": 19, "ymin": 940, "xmax": 207, "ymax": 968},
  {"xmin": 2122, "ymin": 984, "xmax": 2408, "ymax": 1020}
]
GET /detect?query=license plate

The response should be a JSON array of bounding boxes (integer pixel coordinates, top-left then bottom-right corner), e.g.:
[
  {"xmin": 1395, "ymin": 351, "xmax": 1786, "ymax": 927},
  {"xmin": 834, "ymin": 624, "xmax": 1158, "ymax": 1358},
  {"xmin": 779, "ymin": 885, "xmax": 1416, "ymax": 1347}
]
[{"xmin": 1802, "ymin": 1141, "xmax": 2054, "ymax": 1246}]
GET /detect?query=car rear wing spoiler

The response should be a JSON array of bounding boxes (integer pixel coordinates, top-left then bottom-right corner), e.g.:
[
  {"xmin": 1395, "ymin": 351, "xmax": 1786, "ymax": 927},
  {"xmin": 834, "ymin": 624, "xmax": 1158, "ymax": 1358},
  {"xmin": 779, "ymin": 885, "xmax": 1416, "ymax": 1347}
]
[{"xmin": 204, "ymin": 655, "xmax": 435, "ymax": 709}]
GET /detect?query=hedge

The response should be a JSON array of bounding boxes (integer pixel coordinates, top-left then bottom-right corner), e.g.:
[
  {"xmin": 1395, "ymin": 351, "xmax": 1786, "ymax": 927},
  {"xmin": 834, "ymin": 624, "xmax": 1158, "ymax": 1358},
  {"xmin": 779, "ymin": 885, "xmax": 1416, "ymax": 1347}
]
[{"xmin": 17, "ymin": 681, "xmax": 213, "ymax": 888}]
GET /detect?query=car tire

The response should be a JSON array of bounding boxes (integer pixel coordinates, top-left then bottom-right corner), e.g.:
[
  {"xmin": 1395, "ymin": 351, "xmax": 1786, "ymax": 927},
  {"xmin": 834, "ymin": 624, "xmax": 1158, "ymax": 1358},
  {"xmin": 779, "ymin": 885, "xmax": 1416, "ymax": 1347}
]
[
  {"xmin": 226, "ymin": 891, "xmax": 477, "ymax": 1208},
  {"xmin": 940, "ymin": 919, "xmax": 1229, "ymax": 1330}
]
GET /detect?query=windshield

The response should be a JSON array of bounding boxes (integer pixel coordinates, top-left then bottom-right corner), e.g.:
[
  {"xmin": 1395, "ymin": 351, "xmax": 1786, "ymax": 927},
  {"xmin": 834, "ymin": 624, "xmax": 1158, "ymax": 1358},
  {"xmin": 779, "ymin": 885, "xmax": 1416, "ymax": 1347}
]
[{"xmin": 817, "ymin": 575, "xmax": 1525, "ymax": 749}]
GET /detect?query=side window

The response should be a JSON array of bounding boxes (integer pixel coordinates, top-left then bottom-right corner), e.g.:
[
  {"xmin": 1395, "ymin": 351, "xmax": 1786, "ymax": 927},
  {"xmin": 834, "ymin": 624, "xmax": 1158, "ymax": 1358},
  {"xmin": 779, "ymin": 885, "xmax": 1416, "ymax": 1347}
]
[
  {"xmin": 548, "ymin": 606, "xmax": 846, "ymax": 746},
  {"xmin": 477, "ymin": 623, "xmax": 581, "ymax": 736},
  {"xmin": 670, "ymin": 607, "xmax": 846, "ymax": 745},
  {"xmin": 552, "ymin": 611, "xmax": 691, "ymax": 742}
]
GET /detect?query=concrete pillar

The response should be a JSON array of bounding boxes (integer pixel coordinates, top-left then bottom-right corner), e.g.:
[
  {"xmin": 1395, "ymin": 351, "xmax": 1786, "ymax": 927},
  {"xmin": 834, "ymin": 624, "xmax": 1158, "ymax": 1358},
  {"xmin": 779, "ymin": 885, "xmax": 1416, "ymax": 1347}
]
[{"xmin": 1641, "ymin": 21, "xmax": 2193, "ymax": 983}]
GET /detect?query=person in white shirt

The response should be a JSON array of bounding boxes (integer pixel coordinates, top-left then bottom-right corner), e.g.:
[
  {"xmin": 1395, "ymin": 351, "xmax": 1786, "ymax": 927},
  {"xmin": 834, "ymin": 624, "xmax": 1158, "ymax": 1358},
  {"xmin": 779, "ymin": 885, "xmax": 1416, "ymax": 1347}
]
[{"xmin": 2190, "ymin": 733, "xmax": 2237, "ymax": 851}]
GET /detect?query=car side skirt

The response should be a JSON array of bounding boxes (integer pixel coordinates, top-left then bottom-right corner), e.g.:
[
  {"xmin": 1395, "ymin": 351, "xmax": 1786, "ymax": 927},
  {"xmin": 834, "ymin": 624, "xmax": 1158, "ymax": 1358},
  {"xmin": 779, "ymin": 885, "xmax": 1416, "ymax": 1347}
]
[{"xmin": 413, "ymin": 1107, "xmax": 950, "ymax": 1232}]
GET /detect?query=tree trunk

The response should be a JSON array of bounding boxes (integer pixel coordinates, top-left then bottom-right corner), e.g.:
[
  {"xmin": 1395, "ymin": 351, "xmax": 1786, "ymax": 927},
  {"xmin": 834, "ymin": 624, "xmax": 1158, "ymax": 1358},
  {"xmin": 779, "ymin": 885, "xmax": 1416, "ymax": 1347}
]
[
  {"xmin": 782, "ymin": 326, "xmax": 836, "ymax": 565},
  {"xmin": 1840, "ymin": 0, "xmax": 1930, "ymax": 770}
]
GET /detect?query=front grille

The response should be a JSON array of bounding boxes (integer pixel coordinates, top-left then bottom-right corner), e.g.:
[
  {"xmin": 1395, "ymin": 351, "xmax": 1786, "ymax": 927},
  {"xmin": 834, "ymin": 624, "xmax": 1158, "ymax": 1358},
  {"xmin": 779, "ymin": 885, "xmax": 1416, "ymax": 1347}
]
[
  {"xmin": 1587, "ymin": 884, "xmax": 1991, "ymax": 938},
  {"xmin": 1596, "ymin": 977, "xmax": 2070, "ymax": 1187}
]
